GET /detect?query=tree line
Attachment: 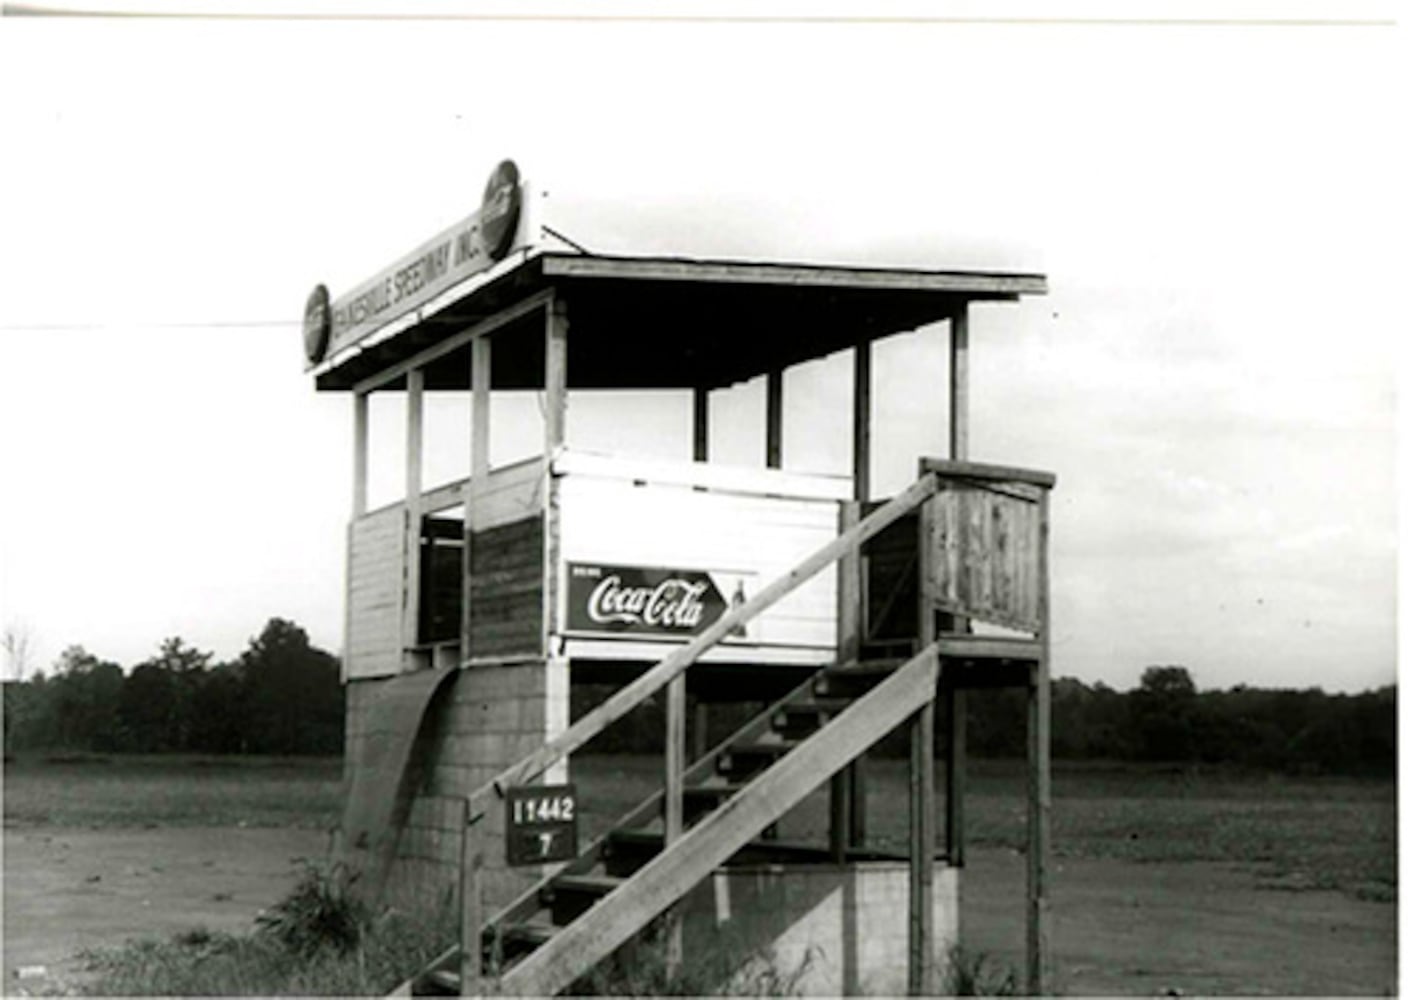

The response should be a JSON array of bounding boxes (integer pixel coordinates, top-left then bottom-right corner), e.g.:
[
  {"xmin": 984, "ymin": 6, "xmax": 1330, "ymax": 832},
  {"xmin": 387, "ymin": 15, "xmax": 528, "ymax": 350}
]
[
  {"xmin": 4, "ymin": 630, "xmax": 1393, "ymax": 776},
  {"xmin": 2, "ymin": 618, "xmax": 342, "ymax": 757},
  {"xmin": 577, "ymin": 665, "xmax": 1395, "ymax": 776}
]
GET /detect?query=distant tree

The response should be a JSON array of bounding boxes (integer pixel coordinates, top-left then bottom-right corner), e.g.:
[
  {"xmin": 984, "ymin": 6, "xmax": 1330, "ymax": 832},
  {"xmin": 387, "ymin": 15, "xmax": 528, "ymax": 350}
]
[
  {"xmin": 1129, "ymin": 665, "xmax": 1198, "ymax": 761},
  {"xmin": 239, "ymin": 618, "xmax": 343, "ymax": 755}
]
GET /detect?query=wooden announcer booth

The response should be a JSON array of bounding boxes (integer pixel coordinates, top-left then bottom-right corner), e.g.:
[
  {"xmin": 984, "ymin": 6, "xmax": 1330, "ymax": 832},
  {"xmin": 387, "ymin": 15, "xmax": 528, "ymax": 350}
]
[{"xmin": 308, "ymin": 161, "xmax": 1055, "ymax": 996}]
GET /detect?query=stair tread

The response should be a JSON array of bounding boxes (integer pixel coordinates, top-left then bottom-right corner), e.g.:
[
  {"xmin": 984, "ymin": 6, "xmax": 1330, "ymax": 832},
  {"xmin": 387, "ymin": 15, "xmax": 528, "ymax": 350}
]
[
  {"xmin": 936, "ymin": 634, "xmax": 1040, "ymax": 660},
  {"xmin": 502, "ymin": 921, "xmax": 557, "ymax": 945},
  {"xmin": 551, "ymin": 873, "xmax": 625, "ymax": 894}
]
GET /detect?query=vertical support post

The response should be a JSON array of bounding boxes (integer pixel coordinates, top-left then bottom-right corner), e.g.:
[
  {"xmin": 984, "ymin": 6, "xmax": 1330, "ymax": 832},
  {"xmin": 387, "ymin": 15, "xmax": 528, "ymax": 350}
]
[
  {"xmin": 692, "ymin": 386, "xmax": 709, "ymax": 463},
  {"xmin": 832, "ymin": 500, "xmax": 861, "ymax": 862},
  {"xmin": 1027, "ymin": 490, "xmax": 1052, "ymax": 995},
  {"xmin": 765, "ymin": 369, "xmax": 783, "ymax": 469},
  {"xmin": 848, "ymin": 340, "xmax": 872, "ymax": 847},
  {"xmin": 946, "ymin": 303, "xmax": 969, "ymax": 867},
  {"xmin": 853, "ymin": 340, "xmax": 872, "ymax": 501},
  {"xmin": 463, "ymin": 335, "xmax": 492, "ymax": 659},
  {"xmin": 543, "ymin": 297, "xmax": 568, "ymax": 657},
  {"xmin": 908, "ymin": 702, "xmax": 936, "ymax": 994},
  {"xmin": 542, "ymin": 297, "xmax": 570, "ymax": 782},
  {"xmin": 664, "ymin": 672, "xmax": 686, "ymax": 971},
  {"xmin": 459, "ymin": 801, "xmax": 483, "ymax": 997},
  {"xmin": 403, "ymin": 368, "xmax": 425, "ymax": 661},
  {"xmin": 353, "ymin": 390, "xmax": 369, "ymax": 518},
  {"xmin": 909, "ymin": 487, "xmax": 939, "ymax": 995},
  {"xmin": 344, "ymin": 390, "xmax": 370, "ymax": 689}
]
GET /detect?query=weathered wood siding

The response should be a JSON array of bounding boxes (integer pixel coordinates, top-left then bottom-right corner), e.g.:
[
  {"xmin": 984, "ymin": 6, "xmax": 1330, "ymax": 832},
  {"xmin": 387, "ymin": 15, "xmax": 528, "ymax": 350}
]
[
  {"xmin": 469, "ymin": 515, "xmax": 544, "ymax": 659},
  {"xmin": 347, "ymin": 505, "xmax": 405, "ymax": 680},
  {"xmin": 923, "ymin": 481, "xmax": 1043, "ymax": 632}
]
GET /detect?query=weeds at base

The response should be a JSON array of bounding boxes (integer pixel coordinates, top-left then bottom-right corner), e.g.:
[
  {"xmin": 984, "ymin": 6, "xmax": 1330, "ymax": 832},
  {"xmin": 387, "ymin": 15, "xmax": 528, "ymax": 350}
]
[
  {"xmin": 75, "ymin": 860, "xmax": 454, "ymax": 997},
  {"xmin": 571, "ymin": 918, "xmax": 818, "ymax": 996}
]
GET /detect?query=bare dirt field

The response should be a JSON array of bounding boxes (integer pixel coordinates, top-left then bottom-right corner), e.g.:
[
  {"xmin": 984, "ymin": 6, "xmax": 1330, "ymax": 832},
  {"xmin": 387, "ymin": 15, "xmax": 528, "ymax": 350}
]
[
  {"xmin": 2, "ymin": 754, "xmax": 1397, "ymax": 996},
  {"xmin": 3, "ymin": 826, "xmax": 327, "ymax": 992}
]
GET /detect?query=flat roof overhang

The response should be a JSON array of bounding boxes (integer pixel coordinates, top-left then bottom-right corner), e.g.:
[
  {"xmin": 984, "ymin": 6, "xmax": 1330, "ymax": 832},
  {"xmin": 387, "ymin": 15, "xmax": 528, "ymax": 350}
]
[{"xmin": 313, "ymin": 252, "xmax": 1047, "ymax": 393}]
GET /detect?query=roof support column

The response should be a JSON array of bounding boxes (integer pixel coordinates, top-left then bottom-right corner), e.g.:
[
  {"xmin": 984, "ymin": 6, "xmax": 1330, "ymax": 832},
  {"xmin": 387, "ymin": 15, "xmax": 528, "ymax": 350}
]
[
  {"xmin": 765, "ymin": 370, "xmax": 783, "ymax": 469},
  {"xmin": 946, "ymin": 303, "xmax": 969, "ymax": 866},
  {"xmin": 543, "ymin": 296, "xmax": 569, "ymax": 655},
  {"xmin": 343, "ymin": 390, "xmax": 370, "ymax": 687},
  {"xmin": 402, "ymin": 368, "xmax": 425, "ymax": 664},
  {"xmin": 838, "ymin": 340, "xmax": 872, "ymax": 853},
  {"xmin": 692, "ymin": 387, "xmax": 709, "ymax": 463},
  {"xmin": 462, "ymin": 335, "xmax": 492, "ymax": 660}
]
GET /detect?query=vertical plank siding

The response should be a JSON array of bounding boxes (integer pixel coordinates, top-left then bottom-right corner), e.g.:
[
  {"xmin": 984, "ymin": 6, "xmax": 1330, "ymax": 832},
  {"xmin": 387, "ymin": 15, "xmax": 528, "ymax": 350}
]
[
  {"xmin": 925, "ymin": 483, "xmax": 1042, "ymax": 633},
  {"xmin": 347, "ymin": 505, "xmax": 407, "ymax": 680},
  {"xmin": 469, "ymin": 515, "xmax": 546, "ymax": 659}
]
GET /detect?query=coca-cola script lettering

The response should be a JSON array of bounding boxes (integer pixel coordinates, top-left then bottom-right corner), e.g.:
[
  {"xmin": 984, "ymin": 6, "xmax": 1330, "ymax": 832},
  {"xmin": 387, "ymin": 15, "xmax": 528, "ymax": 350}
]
[
  {"xmin": 567, "ymin": 562, "xmax": 731, "ymax": 637},
  {"xmin": 587, "ymin": 575, "xmax": 709, "ymax": 629}
]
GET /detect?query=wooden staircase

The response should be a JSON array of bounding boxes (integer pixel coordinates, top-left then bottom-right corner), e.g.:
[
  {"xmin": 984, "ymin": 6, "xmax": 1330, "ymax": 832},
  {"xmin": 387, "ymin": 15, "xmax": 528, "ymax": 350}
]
[
  {"xmin": 409, "ymin": 646, "xmax": 942, "ymax": 996},
  {"xmin": 391, "ymin": 459, "xmax": 1054, "ymax": 997}
]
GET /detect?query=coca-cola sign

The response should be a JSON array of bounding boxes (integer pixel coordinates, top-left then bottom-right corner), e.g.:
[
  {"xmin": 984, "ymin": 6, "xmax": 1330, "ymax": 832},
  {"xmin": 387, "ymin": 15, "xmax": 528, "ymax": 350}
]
[{"xmin": 567, "ymin": 562, "xmax": 741, "ymax": 637}]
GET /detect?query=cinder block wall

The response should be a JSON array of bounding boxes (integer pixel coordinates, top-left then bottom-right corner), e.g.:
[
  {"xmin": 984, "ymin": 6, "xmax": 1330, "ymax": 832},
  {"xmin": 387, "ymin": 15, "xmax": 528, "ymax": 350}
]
[
  {"xmin": 680, "ymin": 863, "xmax": 959, "ymax": 995},
  {"xmin": 343, "ymin": 659, "xmax": 569, "ymax": 913}
]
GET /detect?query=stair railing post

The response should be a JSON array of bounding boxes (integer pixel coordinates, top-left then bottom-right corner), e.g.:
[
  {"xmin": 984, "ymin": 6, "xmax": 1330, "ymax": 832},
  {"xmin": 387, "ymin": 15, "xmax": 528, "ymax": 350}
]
[
  {"xmin": 910, "ymin": 484, "xmax": 940, "ymax": 995},
  {"xmin": 664, "ymin": 672, "xmax": 686, "ymax": 974},
  {"xmin": 459, "ymin": 798, "xmax": 483, "ymax": 998},
  {"xmin": 832, "ymin": 500, "xmax": 863, "ymax": 861}
]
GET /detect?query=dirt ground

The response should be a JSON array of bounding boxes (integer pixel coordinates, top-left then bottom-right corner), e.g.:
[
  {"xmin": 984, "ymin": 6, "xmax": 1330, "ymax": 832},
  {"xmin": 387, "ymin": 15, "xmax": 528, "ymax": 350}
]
[
  {"xmin": 3, "ymin": 826, "xmax": 1396, "ymax": 996},
  {"xmin": 3, "ymin": 826, "xmax": 328, "ymax": 994}
]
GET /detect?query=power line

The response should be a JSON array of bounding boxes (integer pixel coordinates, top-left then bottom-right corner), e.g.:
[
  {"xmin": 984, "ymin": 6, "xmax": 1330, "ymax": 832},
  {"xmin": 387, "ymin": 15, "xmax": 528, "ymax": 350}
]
[{"xmin": 0, "ymin": 320, "xmax": 300, "ymax": 332}]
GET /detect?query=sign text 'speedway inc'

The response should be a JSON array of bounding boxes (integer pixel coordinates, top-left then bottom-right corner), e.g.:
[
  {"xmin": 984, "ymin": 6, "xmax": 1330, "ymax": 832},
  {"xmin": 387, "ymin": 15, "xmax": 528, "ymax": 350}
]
[
  {"xmin": 310, "ymin": 159, "xmax": 525, "ymax": 367},
  {"xmin": 566, "ymin": 562, "xmax": 748, "ymax": 639}
]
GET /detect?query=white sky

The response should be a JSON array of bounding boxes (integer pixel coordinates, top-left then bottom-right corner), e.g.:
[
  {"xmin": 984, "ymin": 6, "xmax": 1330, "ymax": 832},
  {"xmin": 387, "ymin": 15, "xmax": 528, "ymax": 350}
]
[{"xmin": 0, "ymin": 4, "xmax": 1400, "ymax": 692}]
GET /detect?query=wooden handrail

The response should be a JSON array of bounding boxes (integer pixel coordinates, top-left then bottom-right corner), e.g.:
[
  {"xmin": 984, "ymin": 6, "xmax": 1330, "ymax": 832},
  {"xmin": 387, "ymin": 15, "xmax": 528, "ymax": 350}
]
[{"xmin": 464, "ymin": 470, "xmax": 940, "ymax": 818}]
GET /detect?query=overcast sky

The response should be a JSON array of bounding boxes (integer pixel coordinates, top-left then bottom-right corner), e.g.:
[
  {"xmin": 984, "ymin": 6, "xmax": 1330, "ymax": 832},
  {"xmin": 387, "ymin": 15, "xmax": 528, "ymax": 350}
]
[{"xmin": 0, "ymin": 4, "xmax": 1400, "ymax": 692}]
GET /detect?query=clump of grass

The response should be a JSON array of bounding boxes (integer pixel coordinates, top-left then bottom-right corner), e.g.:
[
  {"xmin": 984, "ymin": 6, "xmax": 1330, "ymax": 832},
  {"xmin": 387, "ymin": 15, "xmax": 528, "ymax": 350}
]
[
  {"xmin": 572, "ymin": 919, "xmax": 815, "ymax": 996},
  {"xmin": 77, "ymin": 862, "xmax": 455, "ymax": 996},
  {"xmin": 946, "ymin": 945, "xmax": 1019, "ymax": 996},
  {"xmin": 254, "ymin": 858, "xmax": 366, "ymax": 957}
]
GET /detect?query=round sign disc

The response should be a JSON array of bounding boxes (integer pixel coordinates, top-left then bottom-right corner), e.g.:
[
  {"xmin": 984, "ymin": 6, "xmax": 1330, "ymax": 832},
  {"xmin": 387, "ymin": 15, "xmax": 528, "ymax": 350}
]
[
  {"xmin": 480, "ymin": 160, "xmax": 522, "ymax": 261},
  {"xmin": 303, "ymin": 283, "xmax": 331, "ymax": 364}
]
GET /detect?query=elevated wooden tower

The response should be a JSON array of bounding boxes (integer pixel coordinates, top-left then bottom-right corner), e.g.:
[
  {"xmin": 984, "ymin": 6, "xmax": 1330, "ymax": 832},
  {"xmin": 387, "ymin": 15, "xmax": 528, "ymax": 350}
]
[{"xmin": 305, "ymin": 162, "xmax": 1055, "ymax": 995}]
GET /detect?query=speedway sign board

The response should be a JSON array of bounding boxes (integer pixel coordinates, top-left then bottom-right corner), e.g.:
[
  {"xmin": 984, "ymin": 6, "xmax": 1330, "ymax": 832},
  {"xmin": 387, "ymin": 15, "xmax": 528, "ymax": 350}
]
[
  {"xmin": 305, "ymin": 159, "xmax": 525, "ymax": 367},
  {"xmin": 566, "ymin": 562, "xmax": 747, "ymax": 639}
]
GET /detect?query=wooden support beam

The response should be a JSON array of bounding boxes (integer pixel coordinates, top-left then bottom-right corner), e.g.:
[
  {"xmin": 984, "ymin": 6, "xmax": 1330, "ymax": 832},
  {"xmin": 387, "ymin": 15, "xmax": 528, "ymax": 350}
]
[
  {"xmin": 946, "ymin": 302, "xmax": 970, "ymax": 867},
  {"xmin": 911, "ymin": 491, "xmax": 940, "ymax": 995},
  {"xmin": 853, "ymin": 340, "xmax": 871, "ymax": 500},
  {"xmin": 543, "ymin": 297, "xmax": 568, "ymax": 657},
  {"xmin": 835, "ymin": 500, "xmax": 864, "ymax": 853},
  {"xmin": 849, "ymin": 340, "xmax": 872, "ymax": 847},
  {"xmin": 949, "ymin": 303, "xmax": 969, "ymax": 459},
  {"xmin": 692, "ymin": 386, "xmax": 709, "ymax": 463},
  {"xmin": 908, "ymin": 701, "xmax": 936, "ymax": 995},
  {"xmin": 765, "ymin": 369, "xmax": 783, "ymax": 469},
  {"xmin": 403, "ymin": 368, "xmax": 425, "ymax": 659},
  {"xmin": 353, "ymin": 391, "xmax": 369, "ymax": 518},
  {"xmin": 664, "ymin": 673, "xmax": 686, "ymax": 972},
  {"xmin": 1027, "ymin": 490, "xmax": 1053, "ymax": 995},
  {"xmin": 463, "ymin": 335, "xmax": 492, "ymax": 658},
  {"xmin": 459, "ymin": 804, "xmax": 483, "ymax": 997}
]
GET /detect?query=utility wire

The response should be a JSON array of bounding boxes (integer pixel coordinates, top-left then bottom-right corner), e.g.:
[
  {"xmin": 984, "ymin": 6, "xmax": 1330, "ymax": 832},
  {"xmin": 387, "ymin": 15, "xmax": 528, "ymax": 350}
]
[{"xmin": 0, "ymin": 320, "xmax": 300, "ymax": 331}]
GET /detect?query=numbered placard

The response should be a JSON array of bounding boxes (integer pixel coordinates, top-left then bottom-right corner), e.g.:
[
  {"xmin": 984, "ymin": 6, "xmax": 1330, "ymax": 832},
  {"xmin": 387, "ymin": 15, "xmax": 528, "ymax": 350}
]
[{"xmin": 504, "ymin": 784, "xmax": 578, "ymax": 867}]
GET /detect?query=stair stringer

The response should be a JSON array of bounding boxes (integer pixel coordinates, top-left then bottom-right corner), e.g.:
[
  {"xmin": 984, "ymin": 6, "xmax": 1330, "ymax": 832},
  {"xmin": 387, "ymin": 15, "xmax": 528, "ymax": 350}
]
[{"xmin": 498, "ymin": 643, "xmax": 940, "ymax": 997}]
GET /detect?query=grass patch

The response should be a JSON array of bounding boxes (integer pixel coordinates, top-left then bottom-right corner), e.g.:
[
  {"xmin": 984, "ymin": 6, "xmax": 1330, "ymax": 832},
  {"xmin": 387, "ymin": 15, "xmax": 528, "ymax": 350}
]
[
  {"xmin": 78, "ymin": 861, "xmax": 453, "ymax": 996},
  {"xmin": 570, "ymin": 756, "xmax": 1396, "ymax": 904},
  {"xmin": 2, "ymin": 754, "xmax": 342, "ymax": 829},
  {"xmin": 571, "ymin": 919, "xmax": 817, "ymax": 996}
]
